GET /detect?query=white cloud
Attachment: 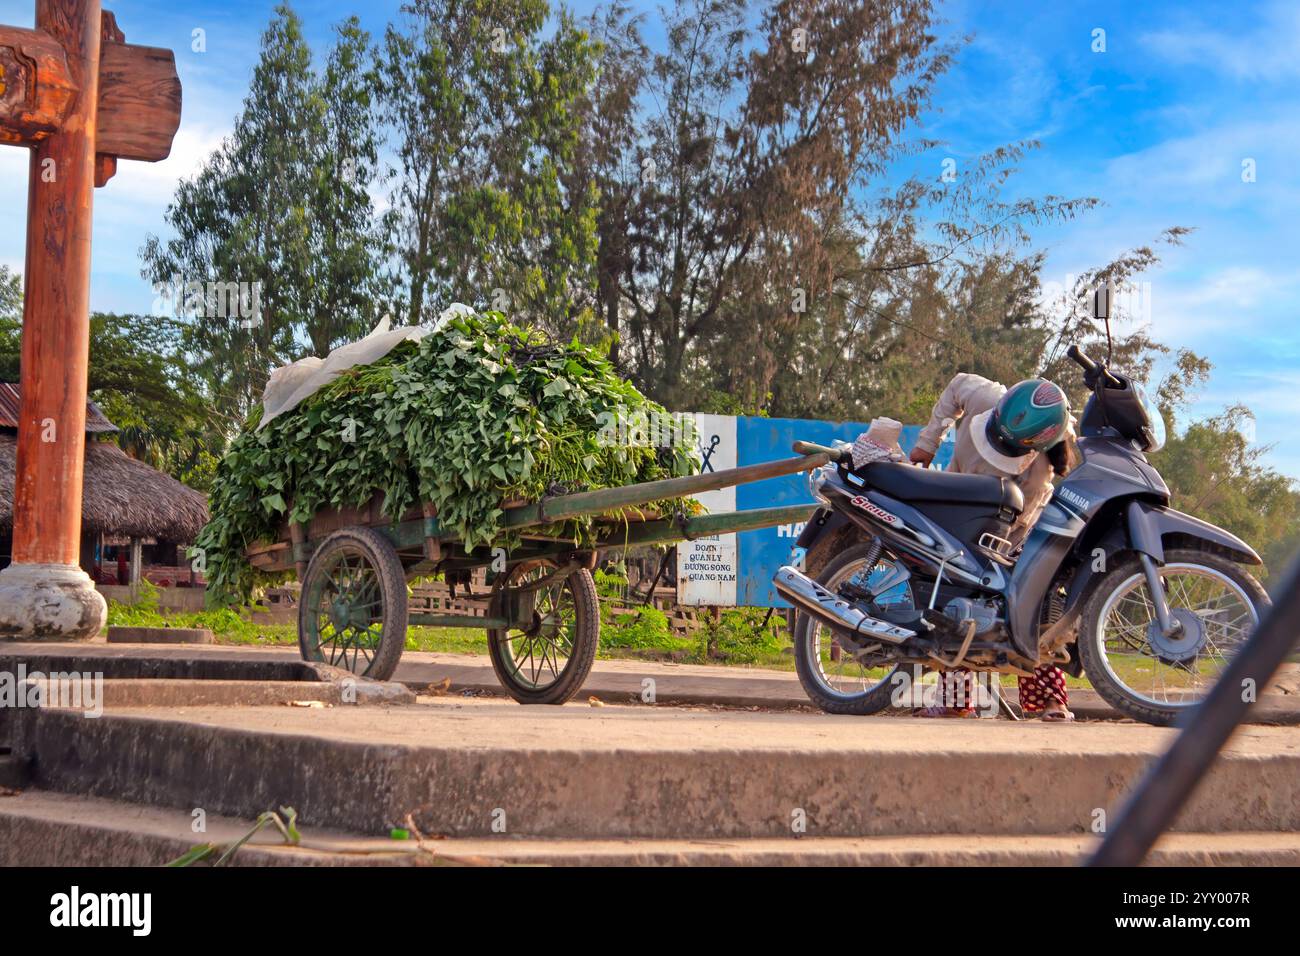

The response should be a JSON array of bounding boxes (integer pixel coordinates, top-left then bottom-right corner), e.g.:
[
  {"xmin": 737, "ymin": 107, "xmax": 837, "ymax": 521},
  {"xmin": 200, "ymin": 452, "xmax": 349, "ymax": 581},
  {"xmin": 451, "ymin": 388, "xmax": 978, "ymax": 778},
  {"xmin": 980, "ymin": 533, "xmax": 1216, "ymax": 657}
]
[
  {"xmin": 96, "ymin": 124, "xmax": 227, "ymax": 209},
  {"xmin": 1148, "ymin": 266, "xmax": 1299, "ymax": 339},
  {"xmin": 1142, "ymin": 2, "xmax": 1300, "ymax": 83},
  {"xmin": 1103, "ymin": 116, "xmax": 1300, "ymax": 209}
]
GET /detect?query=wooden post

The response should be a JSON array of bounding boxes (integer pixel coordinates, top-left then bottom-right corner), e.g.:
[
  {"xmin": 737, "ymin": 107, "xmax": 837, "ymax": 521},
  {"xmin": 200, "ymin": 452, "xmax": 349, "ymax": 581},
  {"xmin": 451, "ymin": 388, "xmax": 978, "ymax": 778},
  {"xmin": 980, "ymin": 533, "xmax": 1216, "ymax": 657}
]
[
  {"xmin": 128, "ymin": 536, "xmax": 141, "ymax": 586},
  {"xmin": 0, "ymin": 2, "xmax": 180, "ymax": 640},
  {"xmin": 14, "ymin": 0, "xmax": 101, "ymax": 570}
]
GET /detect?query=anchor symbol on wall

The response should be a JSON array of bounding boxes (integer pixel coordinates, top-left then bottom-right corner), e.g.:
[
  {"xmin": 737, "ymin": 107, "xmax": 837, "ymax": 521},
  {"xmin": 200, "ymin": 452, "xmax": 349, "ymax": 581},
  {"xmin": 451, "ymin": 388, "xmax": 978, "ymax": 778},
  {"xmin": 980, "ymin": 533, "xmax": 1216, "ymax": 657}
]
[{"xmin": 699, "ymin": 434, "xmax": 720, "ymax": 473}]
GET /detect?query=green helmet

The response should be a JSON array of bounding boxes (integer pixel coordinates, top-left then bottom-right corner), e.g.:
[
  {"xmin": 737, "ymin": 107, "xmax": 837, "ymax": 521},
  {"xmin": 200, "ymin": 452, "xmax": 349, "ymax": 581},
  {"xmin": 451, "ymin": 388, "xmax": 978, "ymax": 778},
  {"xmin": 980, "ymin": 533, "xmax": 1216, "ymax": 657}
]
[{"xmin": 987, "ymin": 379, "xmax": 1069, "ymax": 457}]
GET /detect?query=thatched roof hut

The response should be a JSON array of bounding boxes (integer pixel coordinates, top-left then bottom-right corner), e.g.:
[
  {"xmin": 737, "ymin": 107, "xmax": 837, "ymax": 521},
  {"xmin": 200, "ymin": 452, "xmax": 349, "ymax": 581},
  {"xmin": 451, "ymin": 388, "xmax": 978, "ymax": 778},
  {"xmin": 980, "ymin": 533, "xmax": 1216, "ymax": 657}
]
[
  {"xmin": 0, "ymin": 383, "xmax": 209, "ymax": 547},
  {"xmin": 0, "ymin": 435, "xmax": 209, "ymax": 543}
]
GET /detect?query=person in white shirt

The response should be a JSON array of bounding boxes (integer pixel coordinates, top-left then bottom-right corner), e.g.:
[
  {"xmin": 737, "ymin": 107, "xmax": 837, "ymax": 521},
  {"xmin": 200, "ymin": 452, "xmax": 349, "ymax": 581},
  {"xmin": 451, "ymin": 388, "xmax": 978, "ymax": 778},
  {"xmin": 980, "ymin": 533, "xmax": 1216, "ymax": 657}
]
[{"xmin": 909, "ymin": 372, "xmax": 1077, "ymax": 721}]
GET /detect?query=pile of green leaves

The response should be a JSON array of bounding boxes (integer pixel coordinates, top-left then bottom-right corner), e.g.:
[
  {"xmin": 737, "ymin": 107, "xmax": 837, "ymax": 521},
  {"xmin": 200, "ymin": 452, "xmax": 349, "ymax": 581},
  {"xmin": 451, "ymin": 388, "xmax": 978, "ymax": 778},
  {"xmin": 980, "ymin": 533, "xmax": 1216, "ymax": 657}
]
[{"xmin": 199, "ymin": 311, "xmax": 699, "ymax": 601}]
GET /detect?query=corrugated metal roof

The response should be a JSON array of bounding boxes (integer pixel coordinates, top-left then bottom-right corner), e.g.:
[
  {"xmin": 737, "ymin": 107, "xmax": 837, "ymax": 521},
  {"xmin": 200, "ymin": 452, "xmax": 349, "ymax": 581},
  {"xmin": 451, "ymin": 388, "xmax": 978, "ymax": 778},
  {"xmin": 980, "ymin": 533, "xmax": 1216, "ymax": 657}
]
[{"xmin": 0, "ymin": 383, "xmax": 119, "ymax": 433}]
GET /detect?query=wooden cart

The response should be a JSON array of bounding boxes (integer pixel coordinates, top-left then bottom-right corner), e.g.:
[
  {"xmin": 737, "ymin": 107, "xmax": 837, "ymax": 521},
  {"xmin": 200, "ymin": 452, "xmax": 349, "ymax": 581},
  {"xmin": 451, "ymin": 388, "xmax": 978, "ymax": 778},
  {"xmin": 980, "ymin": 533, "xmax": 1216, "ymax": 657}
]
[{"xmin": 244, "ymin": 451, "xmax": 827, "ymax": 703}]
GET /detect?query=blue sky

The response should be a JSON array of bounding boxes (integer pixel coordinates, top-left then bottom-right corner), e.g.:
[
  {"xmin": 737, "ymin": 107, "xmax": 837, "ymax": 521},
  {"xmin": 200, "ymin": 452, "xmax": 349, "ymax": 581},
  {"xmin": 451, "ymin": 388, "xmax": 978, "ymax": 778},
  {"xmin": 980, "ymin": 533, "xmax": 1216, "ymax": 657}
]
[{"xmin": 1, "ymin": 0, "xmax": 1297, "ymax": 476}]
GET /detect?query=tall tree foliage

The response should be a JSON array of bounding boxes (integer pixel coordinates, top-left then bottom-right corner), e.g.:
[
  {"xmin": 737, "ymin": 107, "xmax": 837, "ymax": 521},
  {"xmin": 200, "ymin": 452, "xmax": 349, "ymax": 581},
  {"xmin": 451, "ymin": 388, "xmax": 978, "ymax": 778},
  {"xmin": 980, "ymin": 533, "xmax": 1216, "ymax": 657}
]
[
  {"xmin": 84, "ymin": 315, "xmax": 227, "ymax": 492},
  {"xmin": 567, "ymin": 3, "xmax": 650, "ymax": 362},
  {"xmin": 0, "ymin": 305, "xmax": 225, "ymax": 490},
  {"xmin": 0, "ymin": 265, "xmax": 19, "ymax": 321},
  {"xmin": 376, "ymin": 0, "xmax": 599, "ymax": 331},
  {"xmin": 577, "ymin": 0, "xmax": 1101, "ymax": 410},
  {"xmin": 141, "ymin": 5, "xmax": 386, "ymax": 426},
  {"xmin": 303, "ymin": 17, "xmax": 392, "ymax": 356}
]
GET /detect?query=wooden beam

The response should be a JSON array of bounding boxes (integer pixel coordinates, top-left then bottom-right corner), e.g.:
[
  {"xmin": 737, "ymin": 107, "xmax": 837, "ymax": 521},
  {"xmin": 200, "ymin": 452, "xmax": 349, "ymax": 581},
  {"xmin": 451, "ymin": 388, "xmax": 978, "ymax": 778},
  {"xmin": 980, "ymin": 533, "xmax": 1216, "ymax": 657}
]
[
  {"xmin": 498, "ymin": 453, "xmax": 830, "ymax": 530},
  {"xmin": 96, "ymin": 38, "xmax": 180, "ymax": 162},
  {"xmin": 0, "ymin": 24, "xmax": 75, "ymax": 143},
  {"xmin": 0, "ymin": 17, "xmax": 180, "ymax": 160}
]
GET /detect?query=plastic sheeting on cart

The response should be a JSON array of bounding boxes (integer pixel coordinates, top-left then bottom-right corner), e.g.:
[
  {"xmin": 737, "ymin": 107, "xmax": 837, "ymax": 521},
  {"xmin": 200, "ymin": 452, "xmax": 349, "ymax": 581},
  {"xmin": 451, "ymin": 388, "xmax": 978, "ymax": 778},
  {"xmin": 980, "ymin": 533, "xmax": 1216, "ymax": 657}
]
[{"xmin": 257, "ymin": 305, "xmax": 474, "ymax": 430}]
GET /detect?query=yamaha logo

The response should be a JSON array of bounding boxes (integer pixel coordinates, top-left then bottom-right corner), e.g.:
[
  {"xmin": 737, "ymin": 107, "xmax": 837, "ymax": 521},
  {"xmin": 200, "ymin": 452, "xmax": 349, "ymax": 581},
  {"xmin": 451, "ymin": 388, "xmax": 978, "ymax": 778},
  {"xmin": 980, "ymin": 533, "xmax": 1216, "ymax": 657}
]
[{"xmin": 1056, "ymin": 486, "xmax": 1091, "ymax": 513}]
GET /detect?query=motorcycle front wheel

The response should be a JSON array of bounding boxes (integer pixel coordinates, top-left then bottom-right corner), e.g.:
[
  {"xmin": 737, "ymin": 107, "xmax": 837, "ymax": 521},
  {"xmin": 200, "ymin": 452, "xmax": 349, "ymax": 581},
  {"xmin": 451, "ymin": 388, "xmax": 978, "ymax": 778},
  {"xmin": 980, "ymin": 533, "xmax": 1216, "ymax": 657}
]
[
  {"xmin": 1077, "ymin": 547, "xmax": 1271, "ymax": 726},
  {"xmin": 793, "ymin": 542, "xmax": 915, "ymax": 715}
]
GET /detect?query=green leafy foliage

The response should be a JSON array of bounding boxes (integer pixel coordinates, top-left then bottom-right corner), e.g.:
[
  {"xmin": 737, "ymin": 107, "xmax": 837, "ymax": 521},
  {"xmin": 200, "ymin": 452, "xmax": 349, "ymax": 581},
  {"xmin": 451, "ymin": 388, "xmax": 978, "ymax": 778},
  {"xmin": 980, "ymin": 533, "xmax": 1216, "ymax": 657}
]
[
  {"xmin": 198, "ymin": 311, "xmax": 699, "ymax": 601},
  {"xmin": 592, "ymin": 567, "xmax": 630, "ymax": 600},
  {"xmin": 601, "ymin": 606, "xmax": 674, "ymax": 649},
  {"xmin": 699, "ymin": 608, "xmax": 790, "ymax": 666}
]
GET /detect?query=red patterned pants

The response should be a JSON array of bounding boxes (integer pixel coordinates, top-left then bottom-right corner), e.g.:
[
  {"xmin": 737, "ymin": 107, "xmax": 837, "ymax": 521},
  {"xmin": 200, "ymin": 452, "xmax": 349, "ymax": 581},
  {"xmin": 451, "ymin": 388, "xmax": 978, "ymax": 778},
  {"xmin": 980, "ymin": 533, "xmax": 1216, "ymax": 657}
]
[{"xmin": 937, "ymin": 666, "xmax": 1068, "ymax": 712}]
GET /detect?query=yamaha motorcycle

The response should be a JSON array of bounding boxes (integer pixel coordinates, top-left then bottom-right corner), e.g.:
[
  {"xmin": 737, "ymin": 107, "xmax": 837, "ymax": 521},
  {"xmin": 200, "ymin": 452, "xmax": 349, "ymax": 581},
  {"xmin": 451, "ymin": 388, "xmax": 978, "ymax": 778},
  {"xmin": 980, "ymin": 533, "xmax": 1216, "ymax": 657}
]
[{"xmin": 774, "ymin": 345, "xmax": 1271, "ymax": 726}]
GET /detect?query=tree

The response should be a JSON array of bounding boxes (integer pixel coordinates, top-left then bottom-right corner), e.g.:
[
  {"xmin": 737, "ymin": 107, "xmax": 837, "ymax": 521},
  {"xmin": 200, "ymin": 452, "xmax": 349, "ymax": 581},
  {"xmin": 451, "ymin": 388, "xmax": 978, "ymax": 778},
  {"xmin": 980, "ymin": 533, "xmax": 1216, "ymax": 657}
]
[
  {"xmin": 303, "ymin": 17, "xmax": 393, "ymax": 355},
  {"xmin": 84, "ymin": 314, "xmax": 226, "ymax": 491},
  {"xmin": 1151, "ymin": 404, "xmax": 1300, "ymax": 581},
  {"xmin": 0, "ymin": 265, "xmax": 22, "ymax": 384},
  {"xmin": 375, "ymin": 0, "xmax": 599, "ymax": 332},
  {"xmin": 0, "ymin": 300, "xmax": 224, "ymax": 490},
  {"xmin": 568, "ymin": 3, "xmax": 651, "ymax": 361},
  {"xmin": 0, "ymin": 265, "xmax": 19, "ymax": 321},
  {"xmin": 581, "ymin": 0, "xmax": 960, "ymax": 409},
  {"xmin": 141, "ymin": 4, "xmax": 390, "ymax": 425}
]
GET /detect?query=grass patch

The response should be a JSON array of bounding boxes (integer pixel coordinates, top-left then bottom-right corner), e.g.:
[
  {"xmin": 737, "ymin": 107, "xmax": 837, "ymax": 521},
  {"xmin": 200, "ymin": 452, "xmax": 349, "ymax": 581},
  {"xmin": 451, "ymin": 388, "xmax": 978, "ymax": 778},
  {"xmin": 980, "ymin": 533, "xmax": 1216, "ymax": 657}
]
[
  {"xmin": 104, "ymin": 581, "xmax": 298, "ymax": 645},
  {"xmin": 104, "ymin": 583, "xmax": 1111, "ymax": 688}
]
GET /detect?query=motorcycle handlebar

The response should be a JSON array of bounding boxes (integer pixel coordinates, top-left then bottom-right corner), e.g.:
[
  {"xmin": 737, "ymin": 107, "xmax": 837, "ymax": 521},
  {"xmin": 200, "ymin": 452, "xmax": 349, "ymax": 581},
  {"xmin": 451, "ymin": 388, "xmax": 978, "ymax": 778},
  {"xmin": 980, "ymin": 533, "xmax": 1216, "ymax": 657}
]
[
  {"xmin": 1068, "ymin": 344, "xmax": 1099, "ymax": 373},
  {"xmin": 792, "ymin": 440, "xmax": 849, "ymax": 463},
  {"xmin": 1067, "ymin": 344, "xmax": 1122, "ymax": 388}
]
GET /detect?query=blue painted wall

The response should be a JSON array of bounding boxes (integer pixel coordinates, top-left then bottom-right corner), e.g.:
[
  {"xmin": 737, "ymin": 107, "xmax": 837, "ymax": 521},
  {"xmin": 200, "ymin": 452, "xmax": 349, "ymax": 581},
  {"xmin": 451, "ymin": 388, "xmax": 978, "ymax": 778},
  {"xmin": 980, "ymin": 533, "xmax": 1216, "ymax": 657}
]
[{"xmin": 731, "ymin": 417, "xmax": 954, "ymax": 606}]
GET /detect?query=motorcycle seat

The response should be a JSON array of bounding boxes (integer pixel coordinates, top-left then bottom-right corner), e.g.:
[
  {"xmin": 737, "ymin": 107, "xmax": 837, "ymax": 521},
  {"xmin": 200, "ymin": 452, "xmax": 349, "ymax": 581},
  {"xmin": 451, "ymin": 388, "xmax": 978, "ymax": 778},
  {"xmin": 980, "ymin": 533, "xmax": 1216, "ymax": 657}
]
[{"xmin": 851, "ymin": 462, "xmax": 1024, "ymax": 515}]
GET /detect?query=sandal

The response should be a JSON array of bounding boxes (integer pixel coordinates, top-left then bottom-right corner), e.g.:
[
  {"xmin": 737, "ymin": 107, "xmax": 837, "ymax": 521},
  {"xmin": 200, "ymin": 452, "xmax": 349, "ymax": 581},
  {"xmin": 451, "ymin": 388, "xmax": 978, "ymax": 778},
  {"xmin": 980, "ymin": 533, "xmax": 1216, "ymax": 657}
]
[
  {"xmin": 912, "ymin": 705, "xmax": 977, "ymax": 719},
  {"xmin": 1040, "ymin": 706, "xmax": 1075, "ymax": 722}
]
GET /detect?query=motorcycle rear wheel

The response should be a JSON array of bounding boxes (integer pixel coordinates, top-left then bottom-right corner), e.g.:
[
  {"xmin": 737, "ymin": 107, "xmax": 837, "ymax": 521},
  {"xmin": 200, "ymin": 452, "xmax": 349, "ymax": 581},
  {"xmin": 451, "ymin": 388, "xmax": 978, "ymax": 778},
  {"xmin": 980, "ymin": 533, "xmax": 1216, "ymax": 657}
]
[
  {"xmin": 1077, "ymin": 547, "xmax": 1270, "ymax": 726},
  {"xmin": 793, "ymin": 542, "xmax": 914, "ymax": 715}
]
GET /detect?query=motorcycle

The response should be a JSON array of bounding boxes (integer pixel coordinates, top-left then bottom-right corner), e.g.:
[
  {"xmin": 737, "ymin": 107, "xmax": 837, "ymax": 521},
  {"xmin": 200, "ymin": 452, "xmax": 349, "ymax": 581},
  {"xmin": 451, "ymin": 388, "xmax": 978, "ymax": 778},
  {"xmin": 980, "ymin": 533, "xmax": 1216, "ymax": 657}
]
[{"xmin": 774, "ymin": 344, "xmax": 1271, "ymax": 726}]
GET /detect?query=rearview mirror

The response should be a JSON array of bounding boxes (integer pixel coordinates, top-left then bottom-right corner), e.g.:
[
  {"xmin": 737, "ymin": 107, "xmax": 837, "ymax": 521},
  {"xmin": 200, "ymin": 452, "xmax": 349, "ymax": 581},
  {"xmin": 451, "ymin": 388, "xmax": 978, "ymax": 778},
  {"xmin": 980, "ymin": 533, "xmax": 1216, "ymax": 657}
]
[{"xmin": 1092, "ymin": 284, "xmax": 1111, "ymax": 321}]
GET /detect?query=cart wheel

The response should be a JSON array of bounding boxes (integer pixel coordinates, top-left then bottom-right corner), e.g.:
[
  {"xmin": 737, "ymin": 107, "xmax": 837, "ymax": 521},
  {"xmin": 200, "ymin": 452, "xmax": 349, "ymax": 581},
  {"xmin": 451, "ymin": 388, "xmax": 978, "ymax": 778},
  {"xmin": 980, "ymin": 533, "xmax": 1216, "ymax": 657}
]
[
  {"xmin": 487, "ymin": 560, "xmax": 599, "ymax": 705},
  {"xmin": 298, "ymin": 526, "xmax": 407, "ymax": 681}
]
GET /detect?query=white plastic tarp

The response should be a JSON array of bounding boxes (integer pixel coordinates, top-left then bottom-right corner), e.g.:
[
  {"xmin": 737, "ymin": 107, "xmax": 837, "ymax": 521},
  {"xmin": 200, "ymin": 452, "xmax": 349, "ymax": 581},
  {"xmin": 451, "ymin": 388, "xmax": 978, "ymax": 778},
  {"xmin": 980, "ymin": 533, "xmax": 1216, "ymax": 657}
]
[{"xmin": 257, "ymin": 305, "xmax": 475, "ymax": 430}]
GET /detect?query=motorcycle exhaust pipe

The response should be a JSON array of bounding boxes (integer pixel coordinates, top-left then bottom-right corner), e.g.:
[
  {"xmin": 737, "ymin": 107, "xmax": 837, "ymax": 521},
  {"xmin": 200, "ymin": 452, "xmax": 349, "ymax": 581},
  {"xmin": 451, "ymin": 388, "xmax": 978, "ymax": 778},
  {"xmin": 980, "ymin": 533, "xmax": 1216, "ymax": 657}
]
[{"xmin": 774, "ymin": 565, "xmax": 915, "ymax": 645}]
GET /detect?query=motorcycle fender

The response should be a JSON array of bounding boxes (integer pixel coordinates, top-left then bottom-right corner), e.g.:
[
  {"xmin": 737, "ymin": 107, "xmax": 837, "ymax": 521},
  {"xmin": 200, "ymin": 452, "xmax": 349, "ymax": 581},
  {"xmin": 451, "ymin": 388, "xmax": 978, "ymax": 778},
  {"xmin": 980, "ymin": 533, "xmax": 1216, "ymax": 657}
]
[
  {"xmin": 1063, "ymin": 524, "xmax": 1127, "ymax": 614},
  {"xmin": 1007, "ymin": 518, "xmax": 1080, "ymax": 658},
  {"xmin": 795, "ymin": 508, "xmax": 838, "ymax": 550},
  {"xmin": 1125, "ymin": 500, "xmax": 1261, "ymax": 566},
  {"xmin": 1057, "ymin": 500, "xmax": 1261, "ymax": 617}
]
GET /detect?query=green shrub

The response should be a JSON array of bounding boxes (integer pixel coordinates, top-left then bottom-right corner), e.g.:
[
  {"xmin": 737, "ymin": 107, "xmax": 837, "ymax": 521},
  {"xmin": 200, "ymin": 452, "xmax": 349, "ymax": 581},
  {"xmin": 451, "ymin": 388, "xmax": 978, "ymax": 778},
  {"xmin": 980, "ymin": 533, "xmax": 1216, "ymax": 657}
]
[
  {"xmin": 698, "ymin": 608, "xmax": 790, "ymax": 665},
  {"xmin": 602, "ymin": 606, "xmax": 675, "ymax": 649}
]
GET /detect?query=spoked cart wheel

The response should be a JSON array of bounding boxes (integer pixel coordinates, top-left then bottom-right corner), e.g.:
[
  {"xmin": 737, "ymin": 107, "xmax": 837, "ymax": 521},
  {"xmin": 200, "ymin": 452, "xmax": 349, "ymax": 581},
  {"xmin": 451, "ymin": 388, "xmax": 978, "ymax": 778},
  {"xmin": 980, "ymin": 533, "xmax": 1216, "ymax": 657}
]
[
  {"xmin": 298, "ymin": 526, "xmax": 408, "ymax": 681},
  {"xmin": 487, "ymin": 559, "xmax": 599, "ymax": 704}
]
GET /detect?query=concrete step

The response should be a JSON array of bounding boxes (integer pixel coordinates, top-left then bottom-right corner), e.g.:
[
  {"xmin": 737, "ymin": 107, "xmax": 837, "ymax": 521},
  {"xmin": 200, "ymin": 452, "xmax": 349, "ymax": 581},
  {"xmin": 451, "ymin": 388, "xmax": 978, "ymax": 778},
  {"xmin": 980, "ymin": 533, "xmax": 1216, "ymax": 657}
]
[
  {"xmin": 2, "ymin": 789, "xmax": 1298, "ymax": 866},
  {"xmin": 12, "ymin": 697, "xmax": 1300, "ymax": 840},
  {"xmin": 8, "ymin": 640, "xmax": 1300, "ymax": 723},
  {"xmin": 0, "ymin": 753, "xmax": 30, "ymax": 790},
  {"xmin": 0, "ymin": 790, "xmax": 443, "ymax": 867},
  {"xmin": 416, "ymin": 832, "xmax": 1300, "ymax": 866}
]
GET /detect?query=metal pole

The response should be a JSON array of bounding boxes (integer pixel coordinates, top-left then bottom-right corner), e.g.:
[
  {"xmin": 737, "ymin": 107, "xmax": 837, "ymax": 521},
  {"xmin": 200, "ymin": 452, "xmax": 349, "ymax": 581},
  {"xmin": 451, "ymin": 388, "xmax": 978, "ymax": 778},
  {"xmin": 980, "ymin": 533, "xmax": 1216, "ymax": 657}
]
[{"xmin": 1090, "ymin": 554, "xmax": 1300, "ymax": 866}]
